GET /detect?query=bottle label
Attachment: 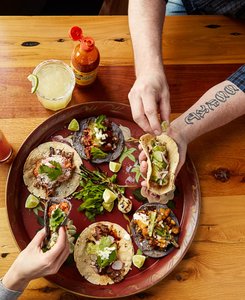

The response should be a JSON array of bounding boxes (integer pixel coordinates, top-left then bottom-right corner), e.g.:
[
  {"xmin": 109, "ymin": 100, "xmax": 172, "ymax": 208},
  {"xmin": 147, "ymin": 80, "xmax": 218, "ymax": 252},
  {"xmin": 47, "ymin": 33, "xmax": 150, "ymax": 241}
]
[{"xmin": 71, "ymin": 63, "xmax": 98, "ymax": 86}]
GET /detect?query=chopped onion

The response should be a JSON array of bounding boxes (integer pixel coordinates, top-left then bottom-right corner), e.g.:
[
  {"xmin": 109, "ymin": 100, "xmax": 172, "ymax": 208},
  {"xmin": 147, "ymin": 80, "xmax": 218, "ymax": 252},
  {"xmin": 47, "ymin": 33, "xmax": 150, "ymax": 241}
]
[{"xmin": 111, "ymin": 260, "xmax": 123, "ymax": 270}]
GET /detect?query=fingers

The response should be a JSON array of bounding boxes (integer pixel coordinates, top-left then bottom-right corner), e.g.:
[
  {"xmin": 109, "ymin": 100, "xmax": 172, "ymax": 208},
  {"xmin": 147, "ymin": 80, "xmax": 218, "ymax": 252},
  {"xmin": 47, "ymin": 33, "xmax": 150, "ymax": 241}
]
[
  {"xmin": 139, "ymin": 150, "xmax": 146, "ymax": 163},
  {"xmin": 28, "ymin": 228, "xmax": 46, "ymax": 248},
  {"xmin": 142, "ymin": 95, "xmax": 162, "ymax": 135},
  {"xmin": 129, "ymin": 94, "xmax": 152, "ymax": 133},
  {"xmin": 159, "ymin": 90, "xmax": 171, "ymax": 122}
]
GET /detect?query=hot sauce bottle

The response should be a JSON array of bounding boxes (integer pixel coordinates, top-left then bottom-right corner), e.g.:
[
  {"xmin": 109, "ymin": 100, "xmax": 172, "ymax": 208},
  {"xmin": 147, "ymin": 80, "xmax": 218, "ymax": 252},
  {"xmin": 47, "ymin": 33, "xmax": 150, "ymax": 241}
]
[{"xmin": 69, "ymin": 26, "xmax": 100, "ymax": 87}]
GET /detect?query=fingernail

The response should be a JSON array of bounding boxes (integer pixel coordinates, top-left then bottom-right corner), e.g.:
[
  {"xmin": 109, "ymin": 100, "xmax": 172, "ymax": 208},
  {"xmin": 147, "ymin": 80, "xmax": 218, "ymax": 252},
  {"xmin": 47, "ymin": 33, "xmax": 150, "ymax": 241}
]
[{"xmin": 154, "ymin": 130, "xmax": 161, "ymax": 136}]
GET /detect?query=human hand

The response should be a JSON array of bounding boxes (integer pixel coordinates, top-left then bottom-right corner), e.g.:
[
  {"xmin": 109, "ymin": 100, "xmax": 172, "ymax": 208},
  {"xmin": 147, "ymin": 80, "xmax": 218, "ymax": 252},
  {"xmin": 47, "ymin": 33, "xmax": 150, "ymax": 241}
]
[
  {"xmin": 2, "ymin": 226, "xmax": 69, "ymax": 292},
  {"xmin": 128, "ymin": 69, "xmax": 170, "ymax": 135}
]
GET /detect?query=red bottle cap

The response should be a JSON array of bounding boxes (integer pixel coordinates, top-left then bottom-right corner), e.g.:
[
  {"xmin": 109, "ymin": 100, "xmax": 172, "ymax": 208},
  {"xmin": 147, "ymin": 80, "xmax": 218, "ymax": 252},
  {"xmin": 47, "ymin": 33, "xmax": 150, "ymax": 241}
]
[
  {"xmin": 81, "ymin": 37, "xmax": 95, "ymax": 51},
  {"xmin": 69, "ymin": 26, "xmax": 83, "ymax": 41}
]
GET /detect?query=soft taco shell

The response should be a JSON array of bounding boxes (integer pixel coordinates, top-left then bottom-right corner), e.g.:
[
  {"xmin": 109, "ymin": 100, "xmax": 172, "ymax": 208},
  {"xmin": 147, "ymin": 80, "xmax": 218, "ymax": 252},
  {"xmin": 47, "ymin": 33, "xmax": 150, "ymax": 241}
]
[
  {"xmin": 74, "ymin": 221, "xmax": 134, "ymax": 285},
  {"xmin": 73, "ymin": 117, "xmax": 124, "ymax": 164},
  {"xmin": 23, "ymin": 141, "xmax": 82, "ymax": 199},
  {"xmin": 139, "ymin": 133, "xmax": 179, "ymax": 195}
]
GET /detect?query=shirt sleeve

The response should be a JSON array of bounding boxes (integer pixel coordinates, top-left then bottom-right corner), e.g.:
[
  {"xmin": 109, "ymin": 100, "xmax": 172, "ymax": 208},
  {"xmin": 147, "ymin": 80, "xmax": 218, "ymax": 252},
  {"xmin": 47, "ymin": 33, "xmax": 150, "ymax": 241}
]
[
  {"xmin": 0, "ymin": 280, "xmax": 22, "ymax": 300},
  {"xmin": 227, "ymin": 64, "xmax": 245, "ymax": 92}
]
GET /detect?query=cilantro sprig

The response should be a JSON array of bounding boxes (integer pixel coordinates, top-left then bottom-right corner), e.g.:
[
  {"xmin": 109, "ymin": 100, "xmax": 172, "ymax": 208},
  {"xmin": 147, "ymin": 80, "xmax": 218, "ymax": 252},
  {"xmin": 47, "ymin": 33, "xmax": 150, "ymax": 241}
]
[{"xmin": 38, "ymin": 161, "xmax": 62, "ymax": 181}]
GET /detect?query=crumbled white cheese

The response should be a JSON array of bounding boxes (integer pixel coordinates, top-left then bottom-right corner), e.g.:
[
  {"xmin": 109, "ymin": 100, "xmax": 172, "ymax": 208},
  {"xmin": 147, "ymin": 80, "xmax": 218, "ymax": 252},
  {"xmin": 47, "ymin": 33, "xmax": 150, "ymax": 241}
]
[
  {"xmin": 133, "ymin": 212, "xmax": 149, "ymax": 225},
  {"xmin": 97, "ymin": 246, "xmax": 116, "ymax": 260}
]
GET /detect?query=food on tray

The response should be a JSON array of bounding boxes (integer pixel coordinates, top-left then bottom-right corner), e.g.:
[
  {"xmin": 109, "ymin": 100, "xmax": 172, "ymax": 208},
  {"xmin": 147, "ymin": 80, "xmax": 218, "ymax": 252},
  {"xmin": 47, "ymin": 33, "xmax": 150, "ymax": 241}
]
[
  {"xmin": 131, "ymin": 203, "xmax": 180, "ymax": 258},
  {"xmin": 23, "ymin": 141, "xmax": 82, "ymax": 199},
  {"xmin": 43, "ymin": 198, "xmax": 76, "ymax": 252},
  {"xmin": 139, "ymin": 133, "xmax": 179, "ymax": 197},
  {"xmin": 73, "ymin": 115, "xmax": 124, "ymax": 163},
  {"xmin": 74, "ymin": 221, "xmax": 134, "ymax": 285}
]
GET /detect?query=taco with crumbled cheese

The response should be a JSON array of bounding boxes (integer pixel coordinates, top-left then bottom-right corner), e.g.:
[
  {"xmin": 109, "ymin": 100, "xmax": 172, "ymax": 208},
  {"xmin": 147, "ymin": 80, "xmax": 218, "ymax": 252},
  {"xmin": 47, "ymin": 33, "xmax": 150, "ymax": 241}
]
[
  {"xmin": 23, "ymin": 141, "xmax": 82, "ymax": 199},
  {"xmin": 73, "ymin": 115, "xmax": 124, "ymax": 164},
  {"xmin": 131, "ymin": 203, "xmax": 180, "ymax": 258},
  {"xmin": 74, "ymin": 222, "xmax": 134, "ymax": 285},
  {"xmin": 139, "ymin": 133, "xmax": 179, "ymax": 196}
]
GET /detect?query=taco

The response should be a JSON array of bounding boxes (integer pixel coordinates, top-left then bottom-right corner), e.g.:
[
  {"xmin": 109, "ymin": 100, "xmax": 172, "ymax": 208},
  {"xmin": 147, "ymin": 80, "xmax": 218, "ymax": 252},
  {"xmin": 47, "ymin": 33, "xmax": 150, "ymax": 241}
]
[
  {"xmin": 139, "ymin": 133, "xmax": 179, "ymax": 196},
  {"xmin": 43, "ymin": 198, "xmax": 76, "ymax": 252},
  {"xmin": 73, "ymin": 115, "xmax": 124, "ymax": 164},
  {"xmin": 23, "ymin": 141, "xmax": 82, "ymax": 199},
  {"xmin": 74, "ymin": 221, "xmax": 134, "ymax": 285},
  {"xmin": 130, "ymin": 203, "xmax": 180, "ymax": 258}
]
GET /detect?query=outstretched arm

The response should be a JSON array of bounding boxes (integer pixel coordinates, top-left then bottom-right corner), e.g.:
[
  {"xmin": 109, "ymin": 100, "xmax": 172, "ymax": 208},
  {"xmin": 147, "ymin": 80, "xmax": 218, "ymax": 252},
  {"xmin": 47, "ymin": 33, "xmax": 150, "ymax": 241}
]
[
  {"xmin": 140, "ymin": 65, "xmax": 245, "ymax": 178},
  {"xmin": 1, "ymin": 227, "xmax": 69, "ymax": 296},
  {"xmin": 128, "ymin": 0, "xmax": 170, "ymax": 135},
  {"xmin": 170, "ymin": 69, "xmax": 245, "ymax": 173}
]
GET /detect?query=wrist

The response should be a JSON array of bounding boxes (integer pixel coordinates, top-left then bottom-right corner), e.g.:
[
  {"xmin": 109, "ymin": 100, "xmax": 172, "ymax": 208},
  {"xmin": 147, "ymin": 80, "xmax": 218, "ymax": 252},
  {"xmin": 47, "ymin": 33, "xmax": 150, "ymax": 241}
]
[{"xmin": 2, "ymin": 264, "xmax": 30, "ymax": 292}]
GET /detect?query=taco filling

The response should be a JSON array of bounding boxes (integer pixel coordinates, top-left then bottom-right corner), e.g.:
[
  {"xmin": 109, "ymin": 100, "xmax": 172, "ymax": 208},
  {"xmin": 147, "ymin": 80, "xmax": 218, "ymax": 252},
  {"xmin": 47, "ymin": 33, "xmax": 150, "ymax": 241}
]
[
  {"xmin": 131, "ymin": 203, "xmax": 180, "ymax": 258},
  {"xmin": 43, "ymin": 199, "xmax": 76, "ymax": 252},
  {"xmin": 73, "ymin": 115, "xmax": 124, "ymax": 164},
  {"xmin": 74, "ymin": 222, "xmax": 134, "ymax": 285},
  {"xmin": 23, "ymin": 141, "xmax": 82, "ymax": 199},
  {"xmin": 149, "ymin": 140, "xmax": 170, "ymax": 187},
  {"xmin": 139, "ymin": 133, "xmax": 179, "ymax": 196},
  {"xmin": 33, "ymin": 147, "xmax": 75, "ymax": 196}
]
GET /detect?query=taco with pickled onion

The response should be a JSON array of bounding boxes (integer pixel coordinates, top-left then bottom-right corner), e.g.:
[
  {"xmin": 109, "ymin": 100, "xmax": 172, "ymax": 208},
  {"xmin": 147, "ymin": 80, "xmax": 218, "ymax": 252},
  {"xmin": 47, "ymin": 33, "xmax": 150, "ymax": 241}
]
[
  {"xmin": 139, "ymin": 133, "xmax": 179, "ymax": 196},
  {"xmin": 23, "ymin": 141, "xmax": 82, "ymax": 199},
  {"xmin": 74, "ymin": 221, "xmax": 134, "ymax": 285}
]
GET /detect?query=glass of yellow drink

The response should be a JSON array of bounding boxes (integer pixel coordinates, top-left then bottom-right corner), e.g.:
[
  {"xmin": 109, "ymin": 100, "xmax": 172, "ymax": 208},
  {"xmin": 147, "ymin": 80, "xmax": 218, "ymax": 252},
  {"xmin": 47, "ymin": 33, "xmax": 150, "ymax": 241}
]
[{"xmin": 33, "ymin": 60, "xmax": 75, "ymax": 111}]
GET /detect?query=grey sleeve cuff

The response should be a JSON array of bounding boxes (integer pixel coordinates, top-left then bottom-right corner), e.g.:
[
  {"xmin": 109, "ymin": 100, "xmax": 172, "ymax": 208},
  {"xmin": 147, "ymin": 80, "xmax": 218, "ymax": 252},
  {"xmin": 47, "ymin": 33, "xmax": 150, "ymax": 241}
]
[{"xmin": 0, "ymin": 279, "xmax": 22, "ymax": 300}]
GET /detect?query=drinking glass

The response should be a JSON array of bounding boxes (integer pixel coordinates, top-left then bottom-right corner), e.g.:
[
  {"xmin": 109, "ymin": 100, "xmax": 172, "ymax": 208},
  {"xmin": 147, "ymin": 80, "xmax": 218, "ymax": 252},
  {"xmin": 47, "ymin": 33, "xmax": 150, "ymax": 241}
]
[{"xmin": 33, "ymin": 60, "xmax": 75, "ymax": 111}]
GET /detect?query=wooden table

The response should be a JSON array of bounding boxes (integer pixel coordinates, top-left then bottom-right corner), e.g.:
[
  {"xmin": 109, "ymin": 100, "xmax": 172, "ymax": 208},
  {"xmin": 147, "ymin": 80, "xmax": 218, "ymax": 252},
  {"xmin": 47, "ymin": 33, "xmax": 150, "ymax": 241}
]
[{"xmin": 0, "ymin": 16, "xmax": 244, "ymax": 300}]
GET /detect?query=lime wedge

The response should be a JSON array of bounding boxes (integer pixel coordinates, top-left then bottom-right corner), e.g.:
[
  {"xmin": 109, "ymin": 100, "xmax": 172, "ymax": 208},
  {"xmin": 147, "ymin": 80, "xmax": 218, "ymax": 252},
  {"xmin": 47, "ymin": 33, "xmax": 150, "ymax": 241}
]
[
  {"xmin": 25, "ymin": 194, "xmax": 40, "ymax": 208},
  {"xmin": 102, "ymin": 201, "xmax": 114, "ymax": 212},
  {"xmin": 132, "ymin": 254, "xmax": 146, "ymax": 269},
  {"xmin": 109, "ymin": 161, "xmax": 122, "ymax": 173},
  {"xmin": 103, "ymin": 188, "xmax": 117, "ymax": 203},
  {"xmin": 68, "ymin": 118, "xmax": 79, "ymax": 131},
  {"xmin": 27, "ymin": 74, "xmax": 39, "ymax": 94}
]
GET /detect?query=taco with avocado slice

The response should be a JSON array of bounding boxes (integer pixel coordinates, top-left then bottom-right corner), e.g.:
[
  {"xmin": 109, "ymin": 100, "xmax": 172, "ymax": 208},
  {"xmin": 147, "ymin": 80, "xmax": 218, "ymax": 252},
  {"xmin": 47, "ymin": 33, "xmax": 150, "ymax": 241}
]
[
  {"xmin": 73, "ymin": 115, "xmax": 124, "ymax": 164},
  {"xmin": 23, "ymin": 141, "xmax": 82, "ymax": 199},
  {"xmin": 74, "ymin": 221, "xmax": 134, "ymax": 285},
  {"xmin": 139, "ymin": 133, "xmax": 179, "ymax": 196}
]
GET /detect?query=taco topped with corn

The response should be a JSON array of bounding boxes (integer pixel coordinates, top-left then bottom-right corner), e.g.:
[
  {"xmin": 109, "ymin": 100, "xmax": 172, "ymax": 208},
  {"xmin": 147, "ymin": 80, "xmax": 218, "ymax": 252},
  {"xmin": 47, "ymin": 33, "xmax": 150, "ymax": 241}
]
[{"xmin": 139, "ymin": 133, "xmax": 179, "ymax": 196}]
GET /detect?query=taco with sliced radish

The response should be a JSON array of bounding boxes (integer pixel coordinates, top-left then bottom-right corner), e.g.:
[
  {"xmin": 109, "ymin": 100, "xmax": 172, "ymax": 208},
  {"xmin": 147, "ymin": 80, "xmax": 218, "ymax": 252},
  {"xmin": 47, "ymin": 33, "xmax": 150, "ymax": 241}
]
[
  {"xmin": 23, "ymin": 141, "xmax": 82, "ymax": 199},
  {"xmin": 139, "ymin": 133, "xmax": 179, "ymax": 197},
  {"xmin": 74, "ymin": 221, "xmax": 134, "ymax": 285}
]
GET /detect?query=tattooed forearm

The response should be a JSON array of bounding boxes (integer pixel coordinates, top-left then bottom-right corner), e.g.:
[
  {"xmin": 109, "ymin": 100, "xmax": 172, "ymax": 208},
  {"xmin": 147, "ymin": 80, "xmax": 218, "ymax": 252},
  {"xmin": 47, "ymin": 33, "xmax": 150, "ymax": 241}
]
[{"xmin": 184, "ymin": 84, "xmax": 240, "ymax": 125}]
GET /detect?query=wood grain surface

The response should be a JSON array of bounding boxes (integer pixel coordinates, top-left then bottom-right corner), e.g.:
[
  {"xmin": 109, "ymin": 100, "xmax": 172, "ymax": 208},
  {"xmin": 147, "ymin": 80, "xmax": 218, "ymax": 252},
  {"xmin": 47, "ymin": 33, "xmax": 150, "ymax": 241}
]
[{"xmin": 0, "ymin": 16, "xmax": 245, "ymax": 300}]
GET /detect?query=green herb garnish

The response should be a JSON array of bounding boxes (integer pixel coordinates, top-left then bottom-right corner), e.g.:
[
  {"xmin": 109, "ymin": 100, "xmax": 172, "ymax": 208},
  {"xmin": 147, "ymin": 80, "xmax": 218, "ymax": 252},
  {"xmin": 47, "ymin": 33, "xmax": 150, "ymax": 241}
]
[
  {"xmin": 39, "ymin": 161, "xmax": 62, "ymax": 181},
  {"xmin": 95, "ymin": 115, "xmax": 107, "ymax": 131},
  {"xmin": 49, "ymin": 208, "xmax": 66, "ymax": 232},
  {"xmin": 91, "ymin": 146, "xmax": 107, "ymax": 159}
]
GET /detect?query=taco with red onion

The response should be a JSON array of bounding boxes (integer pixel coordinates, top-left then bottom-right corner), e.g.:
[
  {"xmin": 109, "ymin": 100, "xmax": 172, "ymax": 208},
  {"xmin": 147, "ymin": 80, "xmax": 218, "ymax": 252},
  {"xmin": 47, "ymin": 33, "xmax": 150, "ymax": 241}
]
[
  {"xmin": 139, "ymin": 133, "xmax": 179, "ymax": 197},
  {"xmin": 74, "ymin": 221, "xmax": 134, "ymax": 285},
  {"xmin": 23, "ymin": 141, "xmax": 82, "ymax": 199}
]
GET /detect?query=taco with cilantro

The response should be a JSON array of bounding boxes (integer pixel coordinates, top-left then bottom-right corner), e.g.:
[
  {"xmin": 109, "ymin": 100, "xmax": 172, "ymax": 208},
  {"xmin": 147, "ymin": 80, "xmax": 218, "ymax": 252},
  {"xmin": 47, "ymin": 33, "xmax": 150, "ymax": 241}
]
[
  {"xmin": 73, "ymin": 115, "xmax": 124, "ymax": 164},
  {"xmin": 43, "ymin": 198, "xmax": 76, "ymax": 253},
  {"xmin": 139, "ymin": 133, "xmax": 179, "ymax": 197},
  {"xmin": 74, "ymin": 221, "xmax": 134, "ymax": 285},
  {"xmin": 23, "ymin": 141, "xmax": 82, "ymax": 199}
]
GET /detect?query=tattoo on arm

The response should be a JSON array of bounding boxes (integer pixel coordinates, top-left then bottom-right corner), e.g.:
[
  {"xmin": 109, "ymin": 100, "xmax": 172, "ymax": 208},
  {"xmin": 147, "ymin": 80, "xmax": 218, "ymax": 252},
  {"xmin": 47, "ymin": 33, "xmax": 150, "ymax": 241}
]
[{"xmin": 184, "ymin": 84, "xmax": 240, "ymax": 125}]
